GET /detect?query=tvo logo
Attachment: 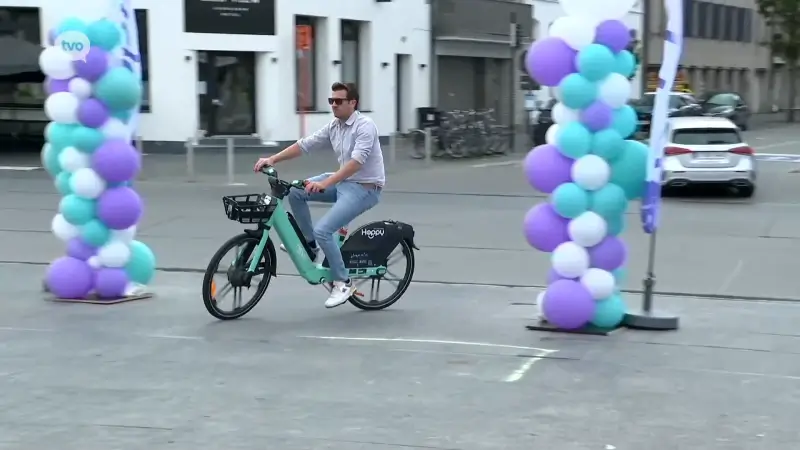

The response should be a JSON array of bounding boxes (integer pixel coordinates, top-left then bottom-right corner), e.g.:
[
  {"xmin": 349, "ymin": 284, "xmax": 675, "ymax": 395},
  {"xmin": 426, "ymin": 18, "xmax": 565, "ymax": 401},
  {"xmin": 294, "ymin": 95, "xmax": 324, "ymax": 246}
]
[
  {"xmin": 55, "ymin": 31, "xmax": 90, "ymax": 62},
  {"xmin": 361, "ymin": 228, "xmax": 384, "ymax": 239}
]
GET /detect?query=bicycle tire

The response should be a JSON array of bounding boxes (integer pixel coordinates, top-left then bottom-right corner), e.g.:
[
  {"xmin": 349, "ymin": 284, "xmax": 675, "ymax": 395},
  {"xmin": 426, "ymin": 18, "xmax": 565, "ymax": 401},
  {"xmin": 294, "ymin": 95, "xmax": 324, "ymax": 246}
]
[
  {"xmin": 202, "ymin": 233, "xmax": 273, "ymax": 320},
  {"xmin": 348, "ymin": 239, "xmax": 416, "ymax": 311}
]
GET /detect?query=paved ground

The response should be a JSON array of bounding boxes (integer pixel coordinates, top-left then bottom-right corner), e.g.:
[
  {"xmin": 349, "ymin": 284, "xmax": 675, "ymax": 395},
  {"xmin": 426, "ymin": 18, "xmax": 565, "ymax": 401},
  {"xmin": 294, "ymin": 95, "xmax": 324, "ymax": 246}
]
[{"xmin": 2, "ymin": 121, "xmax": 800, "ymax": 449}]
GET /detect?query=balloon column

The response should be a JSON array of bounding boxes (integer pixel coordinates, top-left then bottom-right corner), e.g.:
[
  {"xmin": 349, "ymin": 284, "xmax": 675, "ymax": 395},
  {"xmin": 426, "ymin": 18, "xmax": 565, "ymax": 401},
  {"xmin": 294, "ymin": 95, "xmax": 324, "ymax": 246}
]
[
  {"xmin": 522, "ymin": 2, "xmax": 648, "ymax": 330},
  {"xmin": 40, "ymin": 15, "xmax": 156, "ymax": 300}
]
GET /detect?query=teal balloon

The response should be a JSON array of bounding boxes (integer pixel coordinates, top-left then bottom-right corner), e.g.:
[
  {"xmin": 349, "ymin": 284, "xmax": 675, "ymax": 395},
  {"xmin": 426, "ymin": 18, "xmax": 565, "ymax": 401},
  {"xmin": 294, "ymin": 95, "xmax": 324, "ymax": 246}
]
[
  {"xmin": 60, "ymin": 195, "xmax": 96, "ymax": 226},
  {"xmin": 41, "ymin": 143, "xmax": 62, "ymax": 176},
  {"xmin": 80, "ymin": 220, "xmax": 111, "ymax": 247},
  {"xmin": 112, "ymin": 110, "xmax": 132, "ymax": 122},
  {"xmin": 45, "ymin": 123, "xmax": 78, "ymax": 149},
  {"xmin": 591, "ymin": 294, "xmax": 627, "ymax": 328},
  {"xmin": 72, "ymin": 126, "xmax": 105, "ymax": 153},
  {"xmin": 612, "ymin": 267, "xmax": 627, "ymax": 285},
  {"xmin": 54, "ymin": 171, "xmax": 73, "ymax": 195},
  {"xmin": 556, "ymin": 122, "xmax": 592, "ymax": 159},
  {"xmin": 86, "ymin": 18, "xmax": 121, "ymax": 51},
  {"xmin": 610, "ymin": 140, "xmax": 649, "ymax": 199},
  {"xmin": 610, "ymin": 105, "xmax": 638, "ymax": 139},
  {"xmin": 607, "ymin": 214, "xmax": 626, "ymax": 236},
  {"xmin": 591, "ymin": 128, "xmax": 624, "ymax": 162},
  {"xmin": 590, "ymin": 183, "xmax": 628, "ymax": 220},
  {"xmin": 576, "ymin": 44, "xmax": 616, "ymax": 82},
  {"xmin": 125, "ymin": 240, "xmax": 156, "ymax": 285},
  {"xmin": 614, "ymin": 50, "xmax": 636, "ymax": 78},
  {"xmin": 94, "ymin": 67, "xmax": 142, "ymax": 111},
  {"xmin": 558, "ymin": 73, "xmax": 597, "ymax": 110},
  {"xmin": 56, "ymin": 17, "xmax": 88, "ymax": 35},
  {"xmin": 552, "ymin": 183, "xmax": 590, "ymax": 219}
]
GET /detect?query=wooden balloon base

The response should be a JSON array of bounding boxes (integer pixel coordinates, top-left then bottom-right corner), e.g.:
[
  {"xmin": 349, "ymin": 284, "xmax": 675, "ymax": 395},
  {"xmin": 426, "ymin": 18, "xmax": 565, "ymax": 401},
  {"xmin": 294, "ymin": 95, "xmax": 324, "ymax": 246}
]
[{"xmin": 526, "ymin": 319, "xmax": 623, "ymax": 336}]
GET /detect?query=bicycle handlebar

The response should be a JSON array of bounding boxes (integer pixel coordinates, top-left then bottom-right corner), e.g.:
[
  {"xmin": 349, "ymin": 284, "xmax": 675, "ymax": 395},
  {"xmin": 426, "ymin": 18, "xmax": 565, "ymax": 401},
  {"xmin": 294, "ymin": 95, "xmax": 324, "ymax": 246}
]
[{"xmin": 259, "ymin": 165, "xmax": 325, "ymax": 193}]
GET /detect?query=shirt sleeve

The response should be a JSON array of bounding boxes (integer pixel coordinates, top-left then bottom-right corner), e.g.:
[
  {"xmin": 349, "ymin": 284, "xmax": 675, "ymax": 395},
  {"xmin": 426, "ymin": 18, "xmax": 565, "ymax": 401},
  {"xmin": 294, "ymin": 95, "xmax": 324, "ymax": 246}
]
[
  {"xmin": 350, "ymin": 121, "xmax": 378, "ymax": 164},
  {"xmin": 297, "ymin": 123, "xmax": 331, "ymax": 153}
]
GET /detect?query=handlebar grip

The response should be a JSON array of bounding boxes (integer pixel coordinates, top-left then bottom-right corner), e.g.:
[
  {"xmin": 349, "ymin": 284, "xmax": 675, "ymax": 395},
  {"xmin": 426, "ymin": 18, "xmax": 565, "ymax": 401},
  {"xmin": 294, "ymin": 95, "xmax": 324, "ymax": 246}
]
[
  {"xmin": 301, "ymin": 180, "xmax": 324, "ymax": 193},
  {"xmin": 259, "ymin": 165, "xmax": 275, "ymax": 174}
]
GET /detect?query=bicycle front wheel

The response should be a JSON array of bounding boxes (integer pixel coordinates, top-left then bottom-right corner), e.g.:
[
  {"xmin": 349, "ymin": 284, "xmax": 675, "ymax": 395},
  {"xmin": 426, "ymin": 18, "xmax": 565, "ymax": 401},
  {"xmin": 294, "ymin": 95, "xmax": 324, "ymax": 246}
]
[{"xmin": 202, "ymin": 233, "xmax": 273, "ymax": 320}]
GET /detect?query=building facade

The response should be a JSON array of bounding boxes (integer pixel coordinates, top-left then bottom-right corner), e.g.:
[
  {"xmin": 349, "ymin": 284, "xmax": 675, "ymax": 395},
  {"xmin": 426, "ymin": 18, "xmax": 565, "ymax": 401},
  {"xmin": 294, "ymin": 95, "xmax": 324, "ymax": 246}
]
[{"xmin": 0, "ymin": 0, "xmax": 431, "ymax": 147}]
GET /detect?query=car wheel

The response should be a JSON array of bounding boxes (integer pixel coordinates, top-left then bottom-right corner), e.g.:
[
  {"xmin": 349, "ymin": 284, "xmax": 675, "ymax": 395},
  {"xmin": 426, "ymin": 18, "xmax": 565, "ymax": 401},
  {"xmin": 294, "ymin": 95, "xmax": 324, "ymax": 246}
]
[{"xmin": 736, "ymin": 185, "xmax": 755, "ymax": 198}]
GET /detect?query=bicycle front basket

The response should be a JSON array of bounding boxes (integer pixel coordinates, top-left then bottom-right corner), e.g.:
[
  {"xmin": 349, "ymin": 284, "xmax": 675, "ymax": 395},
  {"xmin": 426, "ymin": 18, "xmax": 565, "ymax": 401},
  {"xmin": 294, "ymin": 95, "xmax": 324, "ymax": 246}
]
[{"xmin": 222, "ymin": 194, "xmax": 274, "ymax": 224}]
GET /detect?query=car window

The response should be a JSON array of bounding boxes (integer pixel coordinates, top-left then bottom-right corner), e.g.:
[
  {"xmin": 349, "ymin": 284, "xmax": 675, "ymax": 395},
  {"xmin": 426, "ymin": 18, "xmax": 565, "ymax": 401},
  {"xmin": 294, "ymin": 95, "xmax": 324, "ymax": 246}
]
[
  {"xmin": 672, "ymin": 128, "xmax": 742, "ymax": 145},
  {"xmin": 705, "ymin": 93, "xmax": 737, "ymax": 106}
]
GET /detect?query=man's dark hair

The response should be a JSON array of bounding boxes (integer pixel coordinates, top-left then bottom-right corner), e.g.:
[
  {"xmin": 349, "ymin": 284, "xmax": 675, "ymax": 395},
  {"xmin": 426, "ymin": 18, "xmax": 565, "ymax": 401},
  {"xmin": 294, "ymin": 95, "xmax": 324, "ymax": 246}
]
[{"xmin": 332, "ymin": 82, "xmax": 359, "ymax": 110}]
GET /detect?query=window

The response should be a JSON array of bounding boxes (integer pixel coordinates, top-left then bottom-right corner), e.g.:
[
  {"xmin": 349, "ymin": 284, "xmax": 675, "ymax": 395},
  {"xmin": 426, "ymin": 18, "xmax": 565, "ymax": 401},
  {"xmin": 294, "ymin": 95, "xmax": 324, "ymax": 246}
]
[
  {"xmin": 135, "ymin": 10, "xmax": 150, "ymax": 111},
  {"xmin": 340, "ymin": 20, "xmax": 360, "ymax": 87},
  {"xmin": 734, "ymin": 8, "xmax": 744, "ymax": 41},
  {"xmin": 295, "ymin": 15, "xmax": 317, "ymax": 111},
  {"xmin": 672, "ymin": 128, "xmax": 741, "ymax": 145},
  {"xmin": 742, "ymin": 9, "xmax": 752, "ymax": 42},
  {"xmin": 697, "ymin": 2, "xmax": 710, "ymax": 39},
  {"xmin": 711, "ymin": 4, "xmax": 723, "ymax": 39},
  {"xmin": 684, "ymin": 0, "xmax": 694, "ymax": 38},
  {"xmin": 0, "ymin": 7, "xmax": 44, "ymax": 108},
  {"xmin": 722, "ymin": 6, "xmax": 734, "ymax": 41},
  {"xmin": 704, "ymin": 93, "xmax": 738, "ymax": 106}
]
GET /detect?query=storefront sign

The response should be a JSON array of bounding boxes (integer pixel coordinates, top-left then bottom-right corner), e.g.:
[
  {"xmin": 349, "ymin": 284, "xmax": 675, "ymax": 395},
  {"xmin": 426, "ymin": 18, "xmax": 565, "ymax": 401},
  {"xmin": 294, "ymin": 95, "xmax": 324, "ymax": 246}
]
[
  {"xmin": 647, "ymin": 68, "xmax": 692, "ymax": 93},
  {"xmin": 183, "ymin": 0, "xmax": 275, "ymax": 35}
]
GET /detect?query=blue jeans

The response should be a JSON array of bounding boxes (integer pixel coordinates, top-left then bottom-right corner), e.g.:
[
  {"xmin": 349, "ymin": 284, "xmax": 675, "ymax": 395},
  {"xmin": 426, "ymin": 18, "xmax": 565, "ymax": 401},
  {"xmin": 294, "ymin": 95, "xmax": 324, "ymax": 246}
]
[{"xmin": 287, "ymin": 173, "xmax": 381, "ymax": 281}]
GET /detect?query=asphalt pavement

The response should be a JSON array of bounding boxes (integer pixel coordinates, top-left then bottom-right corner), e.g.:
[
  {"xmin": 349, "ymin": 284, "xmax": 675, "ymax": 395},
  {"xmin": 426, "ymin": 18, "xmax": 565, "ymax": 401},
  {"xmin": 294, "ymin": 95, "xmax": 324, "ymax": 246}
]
[{"xmin": 2, "ymin": 121, "xmax": 800, "ymax": 449}]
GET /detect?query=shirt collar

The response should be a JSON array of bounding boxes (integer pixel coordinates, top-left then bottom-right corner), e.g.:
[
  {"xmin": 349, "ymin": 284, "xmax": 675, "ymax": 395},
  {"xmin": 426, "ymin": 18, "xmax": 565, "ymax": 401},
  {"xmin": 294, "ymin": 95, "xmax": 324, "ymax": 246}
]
[{"xmin": 340, "ymin": 110, "xmax": 360, "ymax": 127}]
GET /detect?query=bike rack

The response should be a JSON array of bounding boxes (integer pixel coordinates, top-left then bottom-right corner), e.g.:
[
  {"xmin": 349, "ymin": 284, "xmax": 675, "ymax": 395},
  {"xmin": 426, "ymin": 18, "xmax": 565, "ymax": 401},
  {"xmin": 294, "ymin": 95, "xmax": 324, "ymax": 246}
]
[{"xmin": 185, "ymin": 132, "xmax": 274, "ymax": 185}]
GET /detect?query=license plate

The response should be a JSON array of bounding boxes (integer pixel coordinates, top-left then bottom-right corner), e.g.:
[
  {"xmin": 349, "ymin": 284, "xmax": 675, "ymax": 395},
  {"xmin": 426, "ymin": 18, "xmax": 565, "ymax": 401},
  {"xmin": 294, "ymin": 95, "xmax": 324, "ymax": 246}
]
[{"xmin": 695, "ymin": 152, "xmax": 727, "ymax": 161}]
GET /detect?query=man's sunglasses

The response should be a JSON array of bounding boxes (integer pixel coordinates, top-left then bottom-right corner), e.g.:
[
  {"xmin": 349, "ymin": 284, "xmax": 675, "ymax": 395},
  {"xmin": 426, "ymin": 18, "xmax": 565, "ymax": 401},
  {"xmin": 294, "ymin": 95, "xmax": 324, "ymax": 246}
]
[{"xmin": 327, "ymin": 98, "xmax": 351, "ymax": 105}]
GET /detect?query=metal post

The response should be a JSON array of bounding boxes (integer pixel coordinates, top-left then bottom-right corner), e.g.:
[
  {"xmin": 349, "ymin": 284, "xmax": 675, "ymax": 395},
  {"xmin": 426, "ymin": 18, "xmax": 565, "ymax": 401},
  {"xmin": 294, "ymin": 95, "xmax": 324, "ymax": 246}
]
[
  {"xmin": 226, "ymin": 137, "xmax": 235, "ymax": 185},
  {"xmin": 623, "ymin": 229, "xmax": 679, "ymax": 330},
  {"xmin": 640, "ymin": 0, "xmax": 651, "ymax": 96},
  {"xmin": 389, "ymin": 132, "xmax": 397, "ymax": 166},
  {"xmin": 185, "ymin": 136, "xmax": 195, "ymax": 182},
  {"xmin": 641, "ymin": 231, "xmax": 658, "ymax": 313},
  {"xmin": 423, "ymin": 127, "xmax": 433, "ymax": 164}
]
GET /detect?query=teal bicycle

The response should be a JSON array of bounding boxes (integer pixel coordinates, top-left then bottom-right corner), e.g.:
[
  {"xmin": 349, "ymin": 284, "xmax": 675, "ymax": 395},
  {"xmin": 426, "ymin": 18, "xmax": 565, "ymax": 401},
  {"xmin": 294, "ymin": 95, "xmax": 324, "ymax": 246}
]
[{"xmin": 202, "ymin": 166, "xmax": 418, "ymax": 320}]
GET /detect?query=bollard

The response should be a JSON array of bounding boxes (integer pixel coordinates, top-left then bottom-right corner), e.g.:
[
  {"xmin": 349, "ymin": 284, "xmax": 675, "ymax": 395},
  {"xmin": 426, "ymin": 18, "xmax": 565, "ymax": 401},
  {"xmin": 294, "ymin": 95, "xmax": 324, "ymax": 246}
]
[
  {"xmin": 423, "ymin": 127, "xmax": 433, "ymax": 164},
  {"xmin": 226, "ymin": 137, "xmax": 235, "ymax": 185},
  {"xmin": 185, "ymin": 136, "xmax": 195, "ymax": 182},
  {"xmin": 388, "ymin": 132, "xmax": 397, "ymax": 166}
]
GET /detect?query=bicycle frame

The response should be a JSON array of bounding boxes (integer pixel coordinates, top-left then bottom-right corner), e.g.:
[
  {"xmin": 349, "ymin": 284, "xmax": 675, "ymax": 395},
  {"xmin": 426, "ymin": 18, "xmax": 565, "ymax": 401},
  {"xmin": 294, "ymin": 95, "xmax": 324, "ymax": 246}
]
[{"xmin": 245, "ymin": 198, "xmax": 386, "ymax": 284}]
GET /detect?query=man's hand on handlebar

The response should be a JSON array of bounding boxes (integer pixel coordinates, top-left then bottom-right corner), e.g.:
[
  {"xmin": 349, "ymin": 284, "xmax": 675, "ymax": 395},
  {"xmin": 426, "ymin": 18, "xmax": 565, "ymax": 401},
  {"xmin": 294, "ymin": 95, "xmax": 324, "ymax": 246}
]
[
  {"xmin": 304, "ymin": 180, "xmax": 327, "ymax": 194},
  {"xmin": 253, "ymin": 156, "xmax": 276, "ymax": 172}
]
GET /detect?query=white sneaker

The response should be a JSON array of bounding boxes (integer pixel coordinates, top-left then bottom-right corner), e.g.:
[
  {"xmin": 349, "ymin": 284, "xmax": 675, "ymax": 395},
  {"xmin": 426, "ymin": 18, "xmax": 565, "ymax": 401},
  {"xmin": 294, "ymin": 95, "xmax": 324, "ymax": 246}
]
[
  {"xmin": 280, "ymin": 243, "xmax": 323, "ymax": 263},
  {"xmin": 324, "ymin": 280, "xmax": 355, "ymax": 308}
]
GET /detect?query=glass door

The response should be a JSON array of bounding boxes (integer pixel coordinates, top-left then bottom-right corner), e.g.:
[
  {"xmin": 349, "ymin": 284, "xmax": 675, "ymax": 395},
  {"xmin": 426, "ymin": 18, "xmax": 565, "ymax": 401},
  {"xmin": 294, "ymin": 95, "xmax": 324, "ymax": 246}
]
[{"xmin": 196, "ymin": 51, "xmax": 256, "ymax": 136}]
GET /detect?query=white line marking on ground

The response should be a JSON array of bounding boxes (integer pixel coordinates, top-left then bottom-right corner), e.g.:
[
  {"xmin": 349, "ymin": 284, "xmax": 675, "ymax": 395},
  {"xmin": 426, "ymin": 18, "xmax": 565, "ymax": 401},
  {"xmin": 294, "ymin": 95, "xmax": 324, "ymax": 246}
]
[
  {"xmin": 717, "ymin": 259, "xmax": 744, "ymax": 294},
  {"xmin": 470, "ymin": 161, "xmax": 519, "ymax": 168},
  {"xmin": 0, "ymin": 326, "xmax": 54, "ymax": 332},
  {"xmin": 297, "ymin": 335, "xmax": 555, "ymax": 353},
  {"xmin": 504, "ymin": 349, "xmax": 558, "ymax": 383},
  {"xmin": 0, "ymin": 166, "xmax": 41, "ymax": 171},
  {"xmin": 142, "ymin": 333, "xmax": 204, "ymax": 340},
  {"xmin": 753, "ymin": 141, "xmax": 800, "ymax": 150}
]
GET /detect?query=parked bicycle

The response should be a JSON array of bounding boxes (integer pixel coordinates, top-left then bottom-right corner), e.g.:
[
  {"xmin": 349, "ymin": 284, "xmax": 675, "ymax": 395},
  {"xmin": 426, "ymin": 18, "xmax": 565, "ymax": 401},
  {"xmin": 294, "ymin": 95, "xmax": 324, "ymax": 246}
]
[{"xmin": 408, "ymin": 109, "xmax": 510, "ymax": 159}]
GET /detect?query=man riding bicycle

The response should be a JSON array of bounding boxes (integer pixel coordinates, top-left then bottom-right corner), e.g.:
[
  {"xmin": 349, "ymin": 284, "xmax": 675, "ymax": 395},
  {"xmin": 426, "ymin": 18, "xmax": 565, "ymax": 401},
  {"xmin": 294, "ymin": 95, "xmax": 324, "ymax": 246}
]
[{"xmin": 253, "ymin": 82, "xmax": 385, "ymax": 309}]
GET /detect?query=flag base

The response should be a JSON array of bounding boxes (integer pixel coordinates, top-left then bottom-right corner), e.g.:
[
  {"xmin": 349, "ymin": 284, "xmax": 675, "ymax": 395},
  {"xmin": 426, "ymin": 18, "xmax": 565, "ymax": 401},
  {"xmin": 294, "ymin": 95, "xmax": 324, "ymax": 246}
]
[
  {"xmin": 623, "ymin": 310, "xmax": 679, "ymax": 330},
  {"xmin": 526, "ymin": 320, "xmax": 623, "ymax": 336}
]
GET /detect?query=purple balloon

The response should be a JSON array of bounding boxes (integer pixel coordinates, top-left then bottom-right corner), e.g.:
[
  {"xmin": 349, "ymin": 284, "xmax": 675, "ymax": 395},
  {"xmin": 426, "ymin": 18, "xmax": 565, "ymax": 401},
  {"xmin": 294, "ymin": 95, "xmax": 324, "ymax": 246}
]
[
  {"xmin": 66, "ymin": 238, "xmax": 96, "ymax": 261},
  {"xmin": 97, "ymin": 186, "xmax": 143, "ymax": 230},
  {"xmin": 547, "ymin": 268, "xmax": 576, "ymax": 284},
  {"xmin": 580, "ymin": 101, "xmax": 614, "ymax": 132},
  {"xmin": 45, "ymin": 78, "xmax": 71, "ymax": 95},
  {"xmin": 523, "ymin": 203, "xmax": 570, "ymax": 252},
  {"xmin": 46, "ymin": 256, "xmax": 94, "ymax": 299},
  {"xmin": 92, "ymin": 139, "xmax": 142, "ymax": 183},
  {"xmin": 523, "ymin": 144, "xmax": 574, "ymax": 194},
  {"xmin": 588, "ymin": 236, "xmax": 627, "ymax": 271},
  {"xmin": 77, "ymin": 98, "xmax": 110, "ymax": 128},
  {"xmin": 94, "ymin": 268, "xmax": 129, "ymax": 299},
  {"xmin": 542, "ymin": 279, "xmax": 596, "ymax": 330},
  {"xmin": 74, "ymin": 47, "xmax": 109, "ymax": 82},
  {"xmin": 525, "ymin": 37, "xmax": 577, "ymax": 87},
  {"xmin": 594, "ymin": 20, "xmax": 632, "ymax": 53}
]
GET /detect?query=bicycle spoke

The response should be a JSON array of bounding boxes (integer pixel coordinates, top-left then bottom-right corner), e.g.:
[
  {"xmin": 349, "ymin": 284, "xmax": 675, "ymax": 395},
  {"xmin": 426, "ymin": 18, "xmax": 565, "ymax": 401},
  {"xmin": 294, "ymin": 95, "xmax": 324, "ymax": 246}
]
[
  {"xmin": 233, "ymin": 287, "xmax": 243, "ymax": 309},
  {"xmin": 216, "ymin": 282, "xmax": 233, "ymax": 298}
]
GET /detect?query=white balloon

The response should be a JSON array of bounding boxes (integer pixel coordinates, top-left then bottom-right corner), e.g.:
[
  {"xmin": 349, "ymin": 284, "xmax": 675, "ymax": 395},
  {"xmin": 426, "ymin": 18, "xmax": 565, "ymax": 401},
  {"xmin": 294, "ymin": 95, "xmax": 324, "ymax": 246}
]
[
  {"xmin": 101, "ymin": 118, "xmax": 132, "ymax": 141},
  {"xmin": 568, "ymin": 212, "xmax": 608, "ymax": 248},
  {"xmin": 87, "ymin": 256, "xmax": 101, "ymax": 269},
  {"xmin": 44, "ymin": 92, "xmax": 80, "ymax": 124},
  {"xmin": 535, "ymin": 291, "xmax": 546, "ymax": 320},
  {"xmin": 124, "ymin": 282, "xmax": 146, "ymax": 296},
  {"xmin": 58, "ymin": 146, "xmax": 89, "ymax": 173},
  {"xmin": 560, "ymin": 0, "xmax": 638, "ymax": 23},
  {"xmin": 71, "ymin": 168, "xmax": 107, "ymax": 199},
  {"xmin": 549, "ymin": 16, "xmax": 597, "ymax": 50},
  {"xmin": 552, "ymin": 102, "xmax": 580, "ymax": 125},
  {"xmin": 98, "ymin": 240, "xmax": 132, "ymax": 268},
  {"xmin": 580, "ymin": 268, "xmax": 617, "ymax": 300},
  {"xmin": 545, "ymin": 124, "xmax": 560, "ymax": 145},
  {"xmin": 108, "ymin": 48, "xmax": 124, "ymax": 67},
  {"xmin": 41, "ymin": 143, "xmax": 52, "ymax": 167},
  {"xmin": 39, "ymin": 46, "xmax": 76, "ymax": 80},
  {"xmin": 111, "ymin": 226, "xmax": 138, "ymax": 243},
  {"xmin": 598, "ymin": 74, "xmax": 633, "ymax": 109},
  {"xmin": 52, "ymin": 214, "xmax": 79, "ymax": 242},
  {"xmin": 571, "ymin": 155, "xmax": 611, "ymax": 191},
  {"xmin": 68, "ymin": 78, "xmax": 93, "ymax": 99},
  {"xmin": 551, "ymin": 242, "xmax": 590, "ymax": 279}
]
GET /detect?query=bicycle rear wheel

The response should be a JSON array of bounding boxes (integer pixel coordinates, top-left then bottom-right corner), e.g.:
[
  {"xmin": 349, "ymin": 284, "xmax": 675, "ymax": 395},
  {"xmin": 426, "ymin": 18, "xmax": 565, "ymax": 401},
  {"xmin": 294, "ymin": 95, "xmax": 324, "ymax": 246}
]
[
  {"xmin": 348, "ymin": 239, "xmax": 415, "ymax": 311},
  {"xmin": 202, "ymin": 233, "xmax": 273, "ymax": 320}
]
